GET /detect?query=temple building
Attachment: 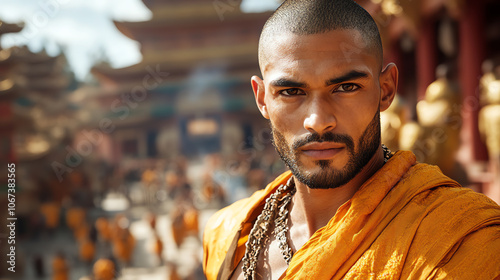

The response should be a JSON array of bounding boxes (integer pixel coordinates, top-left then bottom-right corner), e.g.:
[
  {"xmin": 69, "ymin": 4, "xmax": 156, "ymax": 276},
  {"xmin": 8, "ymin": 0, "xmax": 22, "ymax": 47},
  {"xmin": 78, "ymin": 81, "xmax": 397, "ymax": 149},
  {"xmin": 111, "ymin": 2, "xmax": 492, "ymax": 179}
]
[
  {"xmin": 88, "ymin": 0, "xmax": 271, "ymax": 162},
  {"xmin": 0, "ymin": 19, "xmax": 77, "ymax": 273},
  {"xmin": 0, "ymin": 21, "xmax": 24, "ymax": 166},
  {"xmin": 0, "ymin": 20, "xmax": 76, "ymax": 164}
]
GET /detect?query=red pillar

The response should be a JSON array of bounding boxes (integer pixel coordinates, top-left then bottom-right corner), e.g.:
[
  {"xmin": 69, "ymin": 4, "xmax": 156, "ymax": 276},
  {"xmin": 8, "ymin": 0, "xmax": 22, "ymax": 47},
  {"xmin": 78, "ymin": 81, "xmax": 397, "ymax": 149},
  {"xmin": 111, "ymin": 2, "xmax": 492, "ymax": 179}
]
[
  {"xmin": 458, "ymin": 0, "xmax": 488, "ymax": 162},
  {"xmin": 416, "ymin": 18, "xmax": 438, "ymax": 101},
  {"xmin": 386, "ymin": 41, "xmax": 404, "ymax": 95}
]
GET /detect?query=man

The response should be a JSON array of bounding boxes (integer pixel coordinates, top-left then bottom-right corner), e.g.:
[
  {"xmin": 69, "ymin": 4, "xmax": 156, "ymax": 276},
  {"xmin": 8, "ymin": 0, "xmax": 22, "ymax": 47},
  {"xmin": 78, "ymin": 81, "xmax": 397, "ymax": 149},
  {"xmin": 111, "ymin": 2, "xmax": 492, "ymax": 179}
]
[{"xmin": 203, "ymin": 0, "xmax": 500, "ymax": 279}]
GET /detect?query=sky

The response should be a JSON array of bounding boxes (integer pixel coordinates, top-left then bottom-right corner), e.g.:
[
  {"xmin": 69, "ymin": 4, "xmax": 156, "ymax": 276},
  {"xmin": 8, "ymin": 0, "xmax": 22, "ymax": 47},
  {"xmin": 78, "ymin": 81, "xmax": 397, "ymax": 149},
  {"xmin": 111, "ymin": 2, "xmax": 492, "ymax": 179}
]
[{"xmin": 0, "ymin": 0, "xmax": 280, "ymax": 81}]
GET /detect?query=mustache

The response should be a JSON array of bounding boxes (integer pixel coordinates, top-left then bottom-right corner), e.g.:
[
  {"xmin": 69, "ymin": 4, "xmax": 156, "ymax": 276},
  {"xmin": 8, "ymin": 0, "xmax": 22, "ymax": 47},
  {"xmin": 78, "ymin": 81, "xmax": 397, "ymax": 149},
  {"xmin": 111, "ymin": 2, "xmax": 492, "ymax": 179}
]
[{"xmin": 292, "ymin": 132, "xmax": 355, "ymax": 152}]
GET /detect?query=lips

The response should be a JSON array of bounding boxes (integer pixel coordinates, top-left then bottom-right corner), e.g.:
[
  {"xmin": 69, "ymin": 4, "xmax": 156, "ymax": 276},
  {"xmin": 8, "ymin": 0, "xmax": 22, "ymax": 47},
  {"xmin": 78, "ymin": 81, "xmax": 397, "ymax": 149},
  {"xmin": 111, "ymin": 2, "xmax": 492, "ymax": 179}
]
[{"xmin": 300, "ymin": 142, "xmax": 345, "ymax": 160}]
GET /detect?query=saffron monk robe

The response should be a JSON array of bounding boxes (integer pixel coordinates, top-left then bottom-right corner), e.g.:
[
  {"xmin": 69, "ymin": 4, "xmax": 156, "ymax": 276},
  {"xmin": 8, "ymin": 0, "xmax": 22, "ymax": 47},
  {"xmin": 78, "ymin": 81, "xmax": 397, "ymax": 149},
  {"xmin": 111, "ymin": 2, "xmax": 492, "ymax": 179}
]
[{"xmin": 202, "ymin": 0, "xmax": 500, "ymax": 279}]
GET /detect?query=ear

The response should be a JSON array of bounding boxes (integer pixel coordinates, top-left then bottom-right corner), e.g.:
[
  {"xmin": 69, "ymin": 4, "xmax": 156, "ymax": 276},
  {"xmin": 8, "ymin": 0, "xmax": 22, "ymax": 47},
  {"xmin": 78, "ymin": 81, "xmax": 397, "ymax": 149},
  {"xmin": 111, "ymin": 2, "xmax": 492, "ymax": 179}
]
[
  {"xmin": 379, "ymin": 63, "xmax": 399, "ymax": 112},
  {"xmin": 251, "ymin": 75, "xmax": 270, "ymax": 119}
]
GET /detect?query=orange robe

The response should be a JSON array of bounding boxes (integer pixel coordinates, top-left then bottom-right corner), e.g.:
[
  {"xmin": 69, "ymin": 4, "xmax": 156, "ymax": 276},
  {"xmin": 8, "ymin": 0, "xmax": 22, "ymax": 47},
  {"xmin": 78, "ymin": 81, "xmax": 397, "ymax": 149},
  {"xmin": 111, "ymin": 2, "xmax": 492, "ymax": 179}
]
[
  {"xmin": 184, "ymin": 207, "xmax": 200, "ymax": 234},
  {"xmin": 52, "ymin": 255, "xmax": 69, "ymax": 280},
  {"xmin": 93, "ymin": 258, "xmax": 115, "ymax": 280},
  {"xmin": 112, "ymin": 230, "xmax": 135, "ymax": 263},
  {"xmin": 66, "ymin": 207, "xmax": 86, "ymax": 231},
  {"xmin": 79, "ymin": 239, "xmax": 96, "ymax": 263},
  {"xmin": 40, "ymin": 202, "xmax": 61, "ymax": 229},
  {"xmin": 171, "ymin": 209, "xmax": 186, "ymax": 247},
  {"xmin": 153, "ymin": 238, "xmax": 163, "ymax": 257},
  {"xmin": 96, "ymin": 217, "xmax": 112, "ymax": 242},
  {"xmin": 203, "ymin": 151, "xmax": 500, "ymax": 280},
  {"xmin": 73, "ymin": 223, "xmax": 89, "ymax": 243}
]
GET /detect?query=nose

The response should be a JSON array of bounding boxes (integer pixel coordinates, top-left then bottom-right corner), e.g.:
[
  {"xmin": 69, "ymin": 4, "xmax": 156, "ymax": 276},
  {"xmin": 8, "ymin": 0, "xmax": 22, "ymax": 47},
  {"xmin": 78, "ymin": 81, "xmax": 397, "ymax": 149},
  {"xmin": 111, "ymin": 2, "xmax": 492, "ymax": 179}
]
[{"xmin": 303, "ymin": 97, "xmax": 337, "ymax": 134}]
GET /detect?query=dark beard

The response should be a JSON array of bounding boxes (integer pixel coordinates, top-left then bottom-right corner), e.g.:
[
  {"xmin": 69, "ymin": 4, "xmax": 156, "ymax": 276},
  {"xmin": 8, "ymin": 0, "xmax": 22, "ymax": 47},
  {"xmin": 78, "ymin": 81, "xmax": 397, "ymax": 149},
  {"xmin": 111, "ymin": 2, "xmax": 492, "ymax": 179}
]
[{"xmin": 272, "ymin": 110, "xmax": 381, "ymax": 189}]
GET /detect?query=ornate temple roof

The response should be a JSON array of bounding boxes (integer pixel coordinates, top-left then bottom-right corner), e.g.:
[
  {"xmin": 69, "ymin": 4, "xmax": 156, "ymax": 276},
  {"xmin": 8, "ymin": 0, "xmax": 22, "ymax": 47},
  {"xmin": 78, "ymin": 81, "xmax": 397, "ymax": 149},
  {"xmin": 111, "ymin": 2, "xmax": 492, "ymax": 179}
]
[{"xmin": 93, "ymin": 1, "xmax": 267, "ymax": 84}]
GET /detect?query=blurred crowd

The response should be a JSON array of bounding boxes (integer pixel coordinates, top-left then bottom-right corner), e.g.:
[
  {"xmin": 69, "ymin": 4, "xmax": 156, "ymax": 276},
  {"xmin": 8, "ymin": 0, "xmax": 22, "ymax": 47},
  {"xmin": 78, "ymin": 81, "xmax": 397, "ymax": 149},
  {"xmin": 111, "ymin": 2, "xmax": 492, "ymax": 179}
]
[{"xmin": 15, "ymin": 147, "xmax": 285, "ymax": 280}]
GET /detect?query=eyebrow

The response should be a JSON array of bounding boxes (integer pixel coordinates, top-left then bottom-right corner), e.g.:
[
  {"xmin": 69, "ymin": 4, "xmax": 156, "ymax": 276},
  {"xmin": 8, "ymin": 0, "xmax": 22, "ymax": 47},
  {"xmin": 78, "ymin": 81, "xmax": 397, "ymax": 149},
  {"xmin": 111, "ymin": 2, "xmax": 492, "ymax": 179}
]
[
  {"xmin": 325, "ymin": 70, "xmax": 369, "ymax": 86},
  {"xmin": 270, "ymin": 78, "xmax": 308, "ymax": 88},
  {"xmin": 269, "ymin": 70, "xmax": 369, "ymax": 89}
]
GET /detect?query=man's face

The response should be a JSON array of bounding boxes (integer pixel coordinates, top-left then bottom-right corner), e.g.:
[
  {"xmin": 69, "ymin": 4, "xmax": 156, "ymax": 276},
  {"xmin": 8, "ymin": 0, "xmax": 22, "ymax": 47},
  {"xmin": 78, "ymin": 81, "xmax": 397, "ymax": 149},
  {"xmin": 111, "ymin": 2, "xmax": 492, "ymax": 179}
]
[{"xmin": 254, "ymin": 29, "xmax": 387, "ymax": 189}]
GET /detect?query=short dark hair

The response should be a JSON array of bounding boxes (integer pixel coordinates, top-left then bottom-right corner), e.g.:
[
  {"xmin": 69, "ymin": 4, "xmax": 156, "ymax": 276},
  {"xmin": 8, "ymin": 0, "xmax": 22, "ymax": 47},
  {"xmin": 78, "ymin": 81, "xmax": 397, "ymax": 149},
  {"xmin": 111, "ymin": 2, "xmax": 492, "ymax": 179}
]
[{"xmin": 259, "ymin": 0, "xmax": 383, "ymax": 69}]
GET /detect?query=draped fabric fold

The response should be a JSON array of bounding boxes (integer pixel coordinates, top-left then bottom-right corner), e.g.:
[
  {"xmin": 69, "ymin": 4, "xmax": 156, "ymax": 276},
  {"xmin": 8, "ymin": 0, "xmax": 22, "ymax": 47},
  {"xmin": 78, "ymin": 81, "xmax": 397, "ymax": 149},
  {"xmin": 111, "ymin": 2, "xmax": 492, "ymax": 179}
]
[{"xmin": 203, "ymin": 151, "xmax": 500, "ymax": 280}]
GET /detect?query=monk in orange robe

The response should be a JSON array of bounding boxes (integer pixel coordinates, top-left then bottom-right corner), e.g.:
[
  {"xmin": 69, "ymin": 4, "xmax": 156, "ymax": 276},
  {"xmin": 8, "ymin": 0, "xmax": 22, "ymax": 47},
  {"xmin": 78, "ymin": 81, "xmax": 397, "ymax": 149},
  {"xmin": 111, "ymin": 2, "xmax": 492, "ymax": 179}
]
[
  {"xmin": 79, "ymin": 238, "xmax": 96, "ymax": 264},
  {"xmin": 112, "ymin": 227, "xmax": 135, "ymax": 265},
  {"xmin": 204, "ymin": 153, "xmax": 500, "ymax": 279},
  {"xmin": 65, "ymin": 206, "xmax": 86, "ymax": 231},
  {"xmin": 40, "ymin": 201, "xmax": 61, "ymax": 230},
  {"xmin": 93, "ymin": 258, "xmax": 115, "ymax": 280},
  {"xmin": 202, "ymin": 1, "xmax": 500, "ymax": 279},
  {"xmin": 184, "ymin": 206, "xmax": 200, "ymax": 235},
  {"xmin": 52, "ymin": 252, "xmax": 69, "ymax": 280},
  {"xmin": 171, "ymin": 206, "xmax": 186, "ymax": 247},
  {"xmin": 95, "ymin": 217, "xmax": 112, "ymax": 242}
]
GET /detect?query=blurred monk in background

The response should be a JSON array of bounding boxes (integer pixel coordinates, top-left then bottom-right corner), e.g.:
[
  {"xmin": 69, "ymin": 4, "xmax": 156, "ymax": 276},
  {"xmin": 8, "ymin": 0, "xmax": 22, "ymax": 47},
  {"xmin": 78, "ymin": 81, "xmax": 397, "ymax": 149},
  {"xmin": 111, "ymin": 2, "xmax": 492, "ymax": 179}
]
[
  {"xmin": 93, "ymin": 258, "xmax": 115, "ymax": 280},
  {"xmin": 52, "ymin": 252, "xmax": 69, "ymax": 280}
]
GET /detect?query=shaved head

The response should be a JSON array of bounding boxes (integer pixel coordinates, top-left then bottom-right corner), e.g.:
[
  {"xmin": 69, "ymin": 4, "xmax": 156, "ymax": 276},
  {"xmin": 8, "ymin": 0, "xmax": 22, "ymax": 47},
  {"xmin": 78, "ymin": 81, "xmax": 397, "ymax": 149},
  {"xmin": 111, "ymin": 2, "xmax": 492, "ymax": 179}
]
[{"xmin": 258, "ymin": 0, "xmax": 383, "ymax": 70}]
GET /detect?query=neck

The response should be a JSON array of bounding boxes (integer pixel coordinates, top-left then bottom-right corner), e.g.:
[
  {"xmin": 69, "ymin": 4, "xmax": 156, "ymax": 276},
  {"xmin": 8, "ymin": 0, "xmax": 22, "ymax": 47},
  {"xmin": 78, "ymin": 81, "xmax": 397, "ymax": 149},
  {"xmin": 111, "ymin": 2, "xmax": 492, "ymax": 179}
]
[{"xmin": 290, "ymin": 146, "xmax": 386, "ymax": 235}]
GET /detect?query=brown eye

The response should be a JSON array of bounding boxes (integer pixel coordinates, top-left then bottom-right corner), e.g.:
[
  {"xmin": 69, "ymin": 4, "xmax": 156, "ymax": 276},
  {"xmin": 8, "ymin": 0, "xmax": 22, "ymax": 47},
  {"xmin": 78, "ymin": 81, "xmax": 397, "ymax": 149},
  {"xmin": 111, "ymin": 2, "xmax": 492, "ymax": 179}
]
[
  {"xmin": 280, "ymin": 88, "xmax": 304, "ymax": 96},
  {"xmin": 336, "ymin": 83, "xmax": 359, "ymax": 92}
]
